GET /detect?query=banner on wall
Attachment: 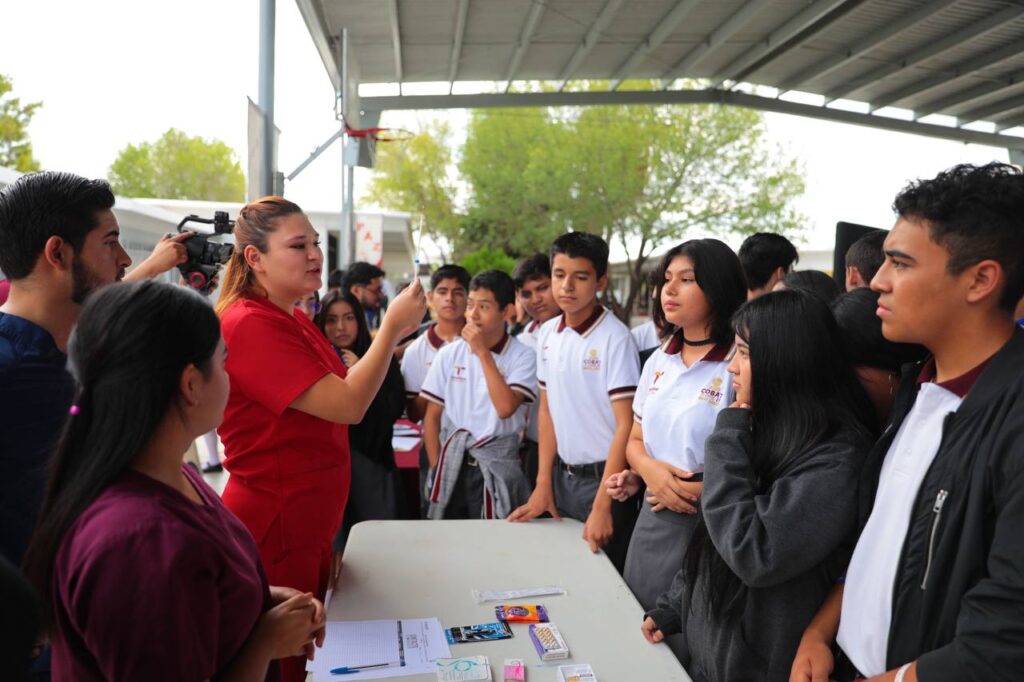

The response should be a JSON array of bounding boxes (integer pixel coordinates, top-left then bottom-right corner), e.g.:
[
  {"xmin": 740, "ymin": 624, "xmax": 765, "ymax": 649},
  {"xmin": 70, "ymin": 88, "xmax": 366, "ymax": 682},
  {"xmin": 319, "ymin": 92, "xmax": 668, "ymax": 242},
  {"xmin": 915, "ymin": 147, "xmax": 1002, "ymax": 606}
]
[{"xmin": 354, "ymin": 213, "xmax": 384, "ymax": 267}]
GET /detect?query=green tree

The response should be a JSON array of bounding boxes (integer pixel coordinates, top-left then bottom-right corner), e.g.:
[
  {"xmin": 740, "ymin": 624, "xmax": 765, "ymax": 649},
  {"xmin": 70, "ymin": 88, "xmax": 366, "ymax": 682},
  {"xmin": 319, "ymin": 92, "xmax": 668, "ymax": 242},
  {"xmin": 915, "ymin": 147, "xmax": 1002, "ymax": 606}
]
[
  {"xmin": 364, "ymin": 121, "xmax": 461, "ymax": 260},
  {"xmin": 578, "ymin": 84, "xmax": 804, "ymax": 318},
  {"xmin": 0, "ymin": 73, "xmax": 42, "ymax": 172},
  {"xmin": 108, "ymin": 128, "xmax": 245, "ymax": 201},
  {"xmin": 366, "ymin": 82, "xmax": 806, "ymax": 320},
  {"xmin": 459, "ymin": 246, "xmax": 516, "ymax": 276}
]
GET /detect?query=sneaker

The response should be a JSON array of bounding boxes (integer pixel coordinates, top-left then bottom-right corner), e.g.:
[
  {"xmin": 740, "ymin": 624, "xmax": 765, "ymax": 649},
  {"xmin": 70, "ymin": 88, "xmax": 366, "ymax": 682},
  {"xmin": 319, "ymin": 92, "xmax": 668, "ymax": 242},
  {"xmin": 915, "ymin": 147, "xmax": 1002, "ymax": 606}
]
[{"xmin": 202, "ymin": 462, "xmax": 224, "ymax": 474}]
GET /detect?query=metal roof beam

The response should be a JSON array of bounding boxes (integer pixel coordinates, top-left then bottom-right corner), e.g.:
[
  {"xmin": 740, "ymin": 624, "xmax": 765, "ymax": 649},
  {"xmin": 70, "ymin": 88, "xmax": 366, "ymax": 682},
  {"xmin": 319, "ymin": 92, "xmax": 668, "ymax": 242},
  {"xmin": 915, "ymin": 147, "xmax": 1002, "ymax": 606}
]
[
  {"xmin": 871, "ymin": 40, "xmax": 1023, "ymax": 113},
  {"xmin": 447, "ymin": 0, "xmax": 470, "ymax": 95},
  {"xmin": 504, "ymin": 1, "xmax": 546, "ymax": 92},
  {"xmin": 557, "ymin": 0, "xmax": 625, "ymax": 91},
  {"xmin": 775, "ymin": 0, "xmax": 958, "ymax": 97},
  {"xmin": 359, "ymin": 89, "xmax": 1024, "ymax": 150},
  {"xmin": 995, "ymin": 110, "xmax": 1024, "ymax": 132},
  {"xmin": 658, "ymin": 0, "xmax": 774, "ymax": 89},
  {"xmin": 914, "ymin": 69, "xmax": 1024, "ymax": 120},
  {"xmin": 608, "ymin": 0, "xmax": 702, "ymax": 91},
  {"xmin": 388, "ymin": 0, "xmax": 403, "ymax": 92},
  {"xmin": 826, "ymin": 5, "xmax": 1023, "ymax": 104},
  {"xmin": 957, "ymin": 92, "xmax": 1024, "ymax": 125},
  {"xmin": 295, "ymin": 0, "xmax": 342, "ymax": 91},
  {"xmin": 710, "ymin": 0, "xmax": 849, "ymax": 89}
]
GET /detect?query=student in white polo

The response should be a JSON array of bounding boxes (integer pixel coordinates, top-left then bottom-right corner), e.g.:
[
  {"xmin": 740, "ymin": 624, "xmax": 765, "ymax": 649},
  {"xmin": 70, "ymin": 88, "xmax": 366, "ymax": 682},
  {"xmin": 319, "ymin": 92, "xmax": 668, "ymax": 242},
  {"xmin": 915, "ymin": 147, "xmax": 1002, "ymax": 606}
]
[
  {"xmin": 420, "ymin": 270, "xmax": 536, "ymax": 519},
  {"xmin": 513, "ymin": 253, "xmax": 559, "ymax": 487},
  {"xmin": 617, "ymin": 239, "xmax": 747, "ymax": 611},
  {"xmin": 509, "ymin": 232, "xmax": 641, "ymax": 573},
  {"xmin": 401, "ymin": 265, "xmax": 470, "ymax": 515},
  {"xmin": 400, "ymin": 265, "xmax": 470, "ymax": 421}
]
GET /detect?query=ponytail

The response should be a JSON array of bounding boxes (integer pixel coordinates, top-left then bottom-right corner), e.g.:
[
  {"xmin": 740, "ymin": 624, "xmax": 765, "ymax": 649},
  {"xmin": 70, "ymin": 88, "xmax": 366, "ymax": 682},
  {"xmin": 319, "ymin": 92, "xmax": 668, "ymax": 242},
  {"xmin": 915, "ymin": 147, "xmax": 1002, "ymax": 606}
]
[{"xmin": 215, "ymin": 196, "xmax": 303, "ymax": 316}]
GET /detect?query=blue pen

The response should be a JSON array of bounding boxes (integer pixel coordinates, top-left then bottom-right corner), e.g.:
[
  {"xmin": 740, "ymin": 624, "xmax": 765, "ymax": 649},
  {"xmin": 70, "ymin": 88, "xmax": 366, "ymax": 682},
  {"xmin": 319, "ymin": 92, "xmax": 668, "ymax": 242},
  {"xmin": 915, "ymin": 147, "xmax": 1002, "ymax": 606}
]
[{"xmin": 330, "ymin": 662, "xmax": 390, "ymax": 675}]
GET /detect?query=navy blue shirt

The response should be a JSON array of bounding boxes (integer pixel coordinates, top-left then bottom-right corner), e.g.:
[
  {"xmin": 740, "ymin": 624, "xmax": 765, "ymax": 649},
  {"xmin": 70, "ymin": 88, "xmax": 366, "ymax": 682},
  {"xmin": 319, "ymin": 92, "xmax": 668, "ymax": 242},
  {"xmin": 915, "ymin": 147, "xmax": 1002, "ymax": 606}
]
[{"xmin": 0, "ymin": 312, "xmax": 75, "ymax": 564}]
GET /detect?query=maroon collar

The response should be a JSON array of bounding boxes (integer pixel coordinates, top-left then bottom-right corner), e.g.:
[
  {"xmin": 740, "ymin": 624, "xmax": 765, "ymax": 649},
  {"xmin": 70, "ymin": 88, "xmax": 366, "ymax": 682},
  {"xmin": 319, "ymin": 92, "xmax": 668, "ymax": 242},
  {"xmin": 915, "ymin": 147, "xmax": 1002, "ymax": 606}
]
[
  {"xmin": 527, "ymin": 319, "xmax": 542, "ymax": 333},
  {"xmin": 915, "ymin": 356, "xmax": 992, "ymax": 399},
  {"xmin": 663, "ymin": 329, "xmax": 731, "ymax": 362},
  {"xmin": 489, "ymin": 332, "xmax": 512, "ymax": 354},
  {"xmin": 426, "ymin": 324, "xmax": 446, "ymax": 350},
  {"xmin": 555, "ymin": 305, "xmax": 606, "ymax": 336}
]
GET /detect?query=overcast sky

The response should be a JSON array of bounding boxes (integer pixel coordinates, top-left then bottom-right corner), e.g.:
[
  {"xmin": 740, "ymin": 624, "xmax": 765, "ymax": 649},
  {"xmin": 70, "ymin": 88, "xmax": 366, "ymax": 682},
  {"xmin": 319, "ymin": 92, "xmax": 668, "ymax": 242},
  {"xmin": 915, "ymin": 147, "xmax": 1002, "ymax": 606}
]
[{"xmin": 2, "ymin": 0, "xmax": 1011, "ymax": 252}]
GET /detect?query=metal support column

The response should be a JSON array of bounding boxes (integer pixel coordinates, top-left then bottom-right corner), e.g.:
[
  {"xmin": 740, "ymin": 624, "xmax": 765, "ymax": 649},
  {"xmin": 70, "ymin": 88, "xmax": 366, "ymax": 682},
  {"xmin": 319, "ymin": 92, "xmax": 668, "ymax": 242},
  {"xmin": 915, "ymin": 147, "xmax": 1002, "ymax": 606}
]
[{"xmin": 258, "ymin": 0, "xmax": 276, "ymax": 197}]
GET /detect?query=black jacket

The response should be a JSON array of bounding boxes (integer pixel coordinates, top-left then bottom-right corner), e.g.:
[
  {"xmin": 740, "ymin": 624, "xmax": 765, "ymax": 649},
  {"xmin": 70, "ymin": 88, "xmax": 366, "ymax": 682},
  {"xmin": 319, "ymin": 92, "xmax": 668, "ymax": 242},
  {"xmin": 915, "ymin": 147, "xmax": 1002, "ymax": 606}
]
[
  {"xmin": 348, "ymin": 356, "xmax": 406, "ymax": 469},
  {"xmin": 838, "ymin": 328, "xmax": 1024, "ymax": 682}
]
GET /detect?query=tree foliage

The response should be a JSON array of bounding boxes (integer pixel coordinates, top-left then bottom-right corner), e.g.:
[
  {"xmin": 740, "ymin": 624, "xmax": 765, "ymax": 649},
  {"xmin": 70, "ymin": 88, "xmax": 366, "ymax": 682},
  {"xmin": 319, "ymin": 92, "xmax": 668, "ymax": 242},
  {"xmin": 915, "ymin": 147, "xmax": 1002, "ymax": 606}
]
[
  {"xmin": 0, "ymin": 73, "xmax": 42, "ymax": 173},
  {"xmin": 364, "ymin": 120, "xmax": 460, "ymax": 260},
  {"xmin": 459, "ymin": 246, "xmax": 516, "ymax": 276},
  {"xmin": 108, "ymin": 128, "xmax": 245, "ymax": 201},
  {"xmin": 367, "ymin": 81, "xmax": 806, "ymax": 319}
]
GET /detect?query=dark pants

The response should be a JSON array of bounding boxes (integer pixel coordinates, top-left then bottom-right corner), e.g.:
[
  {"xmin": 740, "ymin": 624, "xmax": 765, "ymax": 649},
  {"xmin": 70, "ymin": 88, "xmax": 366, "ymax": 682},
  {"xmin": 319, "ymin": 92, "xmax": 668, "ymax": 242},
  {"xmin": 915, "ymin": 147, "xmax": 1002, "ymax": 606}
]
[
  {"xmin": 440, "ymin": 457, "xmax": 486, "ymax": 519},
  {"xmin": 335, "ymin": 449, "xmax": 401, "ymax": 551},
  {"xmin": 550, "ymin": 457, "xmax": 641, "ymax": 574},
  {"xmin": 520, "ymin": 438, "xmax": 539, "ymax": 489}
]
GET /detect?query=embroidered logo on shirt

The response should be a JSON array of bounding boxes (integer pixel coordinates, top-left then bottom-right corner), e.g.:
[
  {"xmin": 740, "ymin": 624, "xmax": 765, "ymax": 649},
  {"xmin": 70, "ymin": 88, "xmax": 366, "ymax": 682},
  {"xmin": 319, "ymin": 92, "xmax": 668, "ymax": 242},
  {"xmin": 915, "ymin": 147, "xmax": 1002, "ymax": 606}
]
[
  {"xmin": 649, "ymin": 370, "xmax": 665, "ymax": 394},
  {"xmin": 452, "ymin": 365, "xmax": 467, "ymax": 382},
  {"xmin": 698, "ymin": 376, "xmax": 724, "ymax": 406},
  {"xmin": 582, "ymin": 348, "xmax": 601, "ymax": 371}
]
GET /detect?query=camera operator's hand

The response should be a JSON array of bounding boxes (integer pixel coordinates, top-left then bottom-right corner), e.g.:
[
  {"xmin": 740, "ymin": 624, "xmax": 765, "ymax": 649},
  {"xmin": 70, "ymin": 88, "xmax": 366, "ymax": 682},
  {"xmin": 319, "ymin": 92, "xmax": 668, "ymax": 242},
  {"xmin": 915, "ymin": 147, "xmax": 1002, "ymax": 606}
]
[
  {"xmin": 379, "ymin": 278, "xmax": 426, "ymax": 344},
  {"xmin": 124, "ymin": 232, "xmax": 194, "ymax": 282}
]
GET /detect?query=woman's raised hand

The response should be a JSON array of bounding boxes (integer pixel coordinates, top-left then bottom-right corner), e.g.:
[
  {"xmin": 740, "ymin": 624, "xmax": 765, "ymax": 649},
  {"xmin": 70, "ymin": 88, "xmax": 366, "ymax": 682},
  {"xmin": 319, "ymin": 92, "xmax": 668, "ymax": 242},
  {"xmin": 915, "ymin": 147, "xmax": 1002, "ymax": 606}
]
[{"xmin": 381, "ymin": 278, "xmax": 427, "ymax": 340}]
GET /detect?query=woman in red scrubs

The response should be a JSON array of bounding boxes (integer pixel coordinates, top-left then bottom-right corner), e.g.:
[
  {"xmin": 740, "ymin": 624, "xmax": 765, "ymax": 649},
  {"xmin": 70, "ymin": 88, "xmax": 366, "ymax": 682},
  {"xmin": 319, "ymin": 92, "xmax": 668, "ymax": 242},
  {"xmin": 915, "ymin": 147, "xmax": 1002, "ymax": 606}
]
[{"xmin": 215, "ymin": 197, "xmax": 425, "ymax": 682}]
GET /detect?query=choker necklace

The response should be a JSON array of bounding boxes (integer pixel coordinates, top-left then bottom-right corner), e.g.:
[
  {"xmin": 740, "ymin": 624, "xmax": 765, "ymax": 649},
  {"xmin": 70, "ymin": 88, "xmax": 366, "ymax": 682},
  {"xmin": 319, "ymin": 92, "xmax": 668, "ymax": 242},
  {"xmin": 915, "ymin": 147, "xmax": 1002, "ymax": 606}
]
[{"xmin": 682, "ymin": 336, "xmax": 714, "ymax": 346}]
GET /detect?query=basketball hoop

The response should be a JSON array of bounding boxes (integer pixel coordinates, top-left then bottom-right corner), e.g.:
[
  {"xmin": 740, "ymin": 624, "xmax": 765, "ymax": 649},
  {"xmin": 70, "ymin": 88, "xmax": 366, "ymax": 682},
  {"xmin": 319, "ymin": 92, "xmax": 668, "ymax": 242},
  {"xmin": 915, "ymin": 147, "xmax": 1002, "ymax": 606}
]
[{"xmin": 344, "ymin": 124, "xmax": 414, "ymax": 142}]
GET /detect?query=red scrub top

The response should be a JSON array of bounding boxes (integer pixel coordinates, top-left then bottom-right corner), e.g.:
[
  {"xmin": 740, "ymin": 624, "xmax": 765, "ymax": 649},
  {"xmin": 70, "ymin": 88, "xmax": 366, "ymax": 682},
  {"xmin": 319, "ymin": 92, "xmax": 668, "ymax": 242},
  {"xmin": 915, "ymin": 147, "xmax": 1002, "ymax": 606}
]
[
  {"xmin": 52, "ymin": 465, "xmax": 274, "ymax": 681},
  {"xmin": 219, "ymin": 297, "xmax": 350, "ymax": 569}
]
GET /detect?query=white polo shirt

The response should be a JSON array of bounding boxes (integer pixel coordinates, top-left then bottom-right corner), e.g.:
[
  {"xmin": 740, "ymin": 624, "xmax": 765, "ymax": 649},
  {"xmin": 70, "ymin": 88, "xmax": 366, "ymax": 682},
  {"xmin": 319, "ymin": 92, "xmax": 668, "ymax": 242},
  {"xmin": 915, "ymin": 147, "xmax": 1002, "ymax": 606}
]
[
  {"xmin": 632, "ymin": 334, "xmax": 733, "ymax": 473},
  {"xmin": 837, "ymin": 363, "xmax": 968, "ymax": 677},
  {"xmin": 517, "ymin": 320, "xmax": 544, "ymax": 443},
  {"xmin": 420, "ymin": 334, "xmax": 537, "ymax": 441},
  {"xmin": 537, "ymin": 307, "xmax": 640, "ymax": 465},
  {"xmin": 400, "ymin": 324, "xmax": 448, "ymax": 399},
  {"xmin": 631, "ymin": 319, "xmax": 661, "ymax": 351}
]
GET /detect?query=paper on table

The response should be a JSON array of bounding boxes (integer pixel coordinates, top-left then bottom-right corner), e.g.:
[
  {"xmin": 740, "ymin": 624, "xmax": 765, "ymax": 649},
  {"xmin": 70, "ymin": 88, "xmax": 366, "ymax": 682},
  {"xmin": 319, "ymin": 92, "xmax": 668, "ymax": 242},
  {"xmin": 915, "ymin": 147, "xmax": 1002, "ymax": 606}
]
[
  {"xmin": 307, "ymin": 618, "xmax": 450, "ymax": 680},
  {"xmin": 472, "ymin": 587, "xmax": 566, "ymax": 603}
]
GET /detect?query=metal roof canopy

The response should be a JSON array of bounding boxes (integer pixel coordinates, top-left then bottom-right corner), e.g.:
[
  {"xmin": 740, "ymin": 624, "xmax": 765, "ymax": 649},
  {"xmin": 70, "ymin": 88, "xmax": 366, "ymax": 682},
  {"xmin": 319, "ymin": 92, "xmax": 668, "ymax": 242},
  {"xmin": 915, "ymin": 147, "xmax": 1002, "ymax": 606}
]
[{"xmin": 295, "ymin": 0, "xmax": 1024, "ymax": 154}]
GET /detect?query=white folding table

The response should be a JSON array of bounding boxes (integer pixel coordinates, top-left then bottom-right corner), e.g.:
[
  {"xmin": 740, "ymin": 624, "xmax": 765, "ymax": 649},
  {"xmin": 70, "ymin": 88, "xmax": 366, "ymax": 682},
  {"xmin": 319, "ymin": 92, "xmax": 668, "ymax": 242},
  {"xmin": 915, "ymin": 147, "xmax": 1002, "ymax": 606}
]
[{"xmin": 318, "ymin": 519, "xmax": 692, "ymax": 681}]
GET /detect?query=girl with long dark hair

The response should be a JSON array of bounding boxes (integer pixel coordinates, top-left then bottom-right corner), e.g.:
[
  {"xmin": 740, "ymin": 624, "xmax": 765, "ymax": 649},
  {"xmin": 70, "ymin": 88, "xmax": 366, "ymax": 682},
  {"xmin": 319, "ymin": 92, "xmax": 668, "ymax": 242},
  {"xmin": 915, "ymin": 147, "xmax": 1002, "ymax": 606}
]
[
  {"xmin": 22, "ymin": 281, "xmax": 324, "ymax": 680},
  {"xmin": 215, "ymin": 198, "xmax": 424, "ymax": 682},
  {"xmin": 316, "ymin": 289, "xmax": 406, "ymax": 549},
  {"xmin": 613, "ymin": 239, "xmax": 746, "ymax": 612},
  {"xmin": 642, "ymin": 290, "xmax": 876, "ymax": 682}
]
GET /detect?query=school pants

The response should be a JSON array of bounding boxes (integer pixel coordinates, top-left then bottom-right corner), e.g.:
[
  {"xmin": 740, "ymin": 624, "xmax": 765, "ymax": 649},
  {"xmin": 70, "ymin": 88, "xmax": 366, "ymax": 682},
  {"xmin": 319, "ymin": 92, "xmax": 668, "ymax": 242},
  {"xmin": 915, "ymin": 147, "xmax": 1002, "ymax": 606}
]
[{"xmin": 551, "ymin": 456, "xmax": 641, "ymax": 574}]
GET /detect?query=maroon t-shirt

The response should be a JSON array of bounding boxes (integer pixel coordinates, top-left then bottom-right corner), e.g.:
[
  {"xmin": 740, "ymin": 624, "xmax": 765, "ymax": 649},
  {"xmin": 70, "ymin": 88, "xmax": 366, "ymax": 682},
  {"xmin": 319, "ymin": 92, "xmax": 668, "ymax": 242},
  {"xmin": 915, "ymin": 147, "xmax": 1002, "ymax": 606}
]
[{"xmin": 51, "ymin": 465, "xmax": 273, "ymax": 681}]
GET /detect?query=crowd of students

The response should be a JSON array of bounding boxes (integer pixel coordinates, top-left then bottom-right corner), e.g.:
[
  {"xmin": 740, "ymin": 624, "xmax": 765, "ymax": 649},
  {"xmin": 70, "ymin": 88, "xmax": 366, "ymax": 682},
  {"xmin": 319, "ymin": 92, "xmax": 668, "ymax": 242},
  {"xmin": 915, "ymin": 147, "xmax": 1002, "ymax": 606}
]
[{"xmin": 1, "ymin": 161, "xmax": 1023, "ymax": 682}]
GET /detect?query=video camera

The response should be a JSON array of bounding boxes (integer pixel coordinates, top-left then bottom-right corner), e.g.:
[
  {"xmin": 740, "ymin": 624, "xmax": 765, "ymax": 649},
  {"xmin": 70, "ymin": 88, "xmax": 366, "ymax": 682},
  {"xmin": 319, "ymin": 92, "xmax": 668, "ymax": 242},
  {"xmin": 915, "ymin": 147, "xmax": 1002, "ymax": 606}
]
[{"xmin": 175, "ymin": 211, "xmax": 235, "ymax": 295}]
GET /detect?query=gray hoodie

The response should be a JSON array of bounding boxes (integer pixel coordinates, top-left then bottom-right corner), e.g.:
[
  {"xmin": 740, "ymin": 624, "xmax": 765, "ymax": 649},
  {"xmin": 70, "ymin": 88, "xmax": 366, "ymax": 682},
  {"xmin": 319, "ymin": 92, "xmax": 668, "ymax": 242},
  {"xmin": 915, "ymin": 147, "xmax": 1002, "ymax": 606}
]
[{"xmin": 646, "ymin": 408, "xmax": 869, "ymax": 682}]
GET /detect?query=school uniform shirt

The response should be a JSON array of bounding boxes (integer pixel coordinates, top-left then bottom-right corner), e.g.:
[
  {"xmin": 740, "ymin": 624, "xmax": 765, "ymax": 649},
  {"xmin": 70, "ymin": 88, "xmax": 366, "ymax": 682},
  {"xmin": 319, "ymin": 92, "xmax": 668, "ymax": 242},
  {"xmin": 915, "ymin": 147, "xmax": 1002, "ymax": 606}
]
[
  {"xmin": 51, "ymin": 465, "xmax": 273, "ymax": 681},
  {"xmin": 631, "ymin": 319, "xmax": 661, "ymax": 351},
  {"xmin": 632, "ymin": 333, "xmax": 733, "ymax": 473},
  {"xmin": 837, "ymin": 362, "xmax": 967, "ymax": 677},
  {"xmin": 537, "ymin": 307, "xmax": 641, "ymax": 465},
  {"xmin": 517, "ymin": 319, "xmax": 544, "ymax": 443},
  {"xmin": 219, "ymin": 296, "xmax": 350, "ymax": 557},
  {"xmin": 400, "ymin": 324, "xmax": 448, "ymax": 400},
  {"xmin": 420, "ymin": 333, "xmax": 536, "ymax": 440}
]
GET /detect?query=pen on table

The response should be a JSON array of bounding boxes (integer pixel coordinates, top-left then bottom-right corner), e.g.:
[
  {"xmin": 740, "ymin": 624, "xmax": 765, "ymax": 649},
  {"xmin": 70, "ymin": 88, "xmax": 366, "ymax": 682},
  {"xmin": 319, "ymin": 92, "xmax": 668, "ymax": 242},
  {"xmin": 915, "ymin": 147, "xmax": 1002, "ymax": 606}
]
[{"xmin": 330, "ymin": 662, "xmax": 390, "ymax": 675}]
